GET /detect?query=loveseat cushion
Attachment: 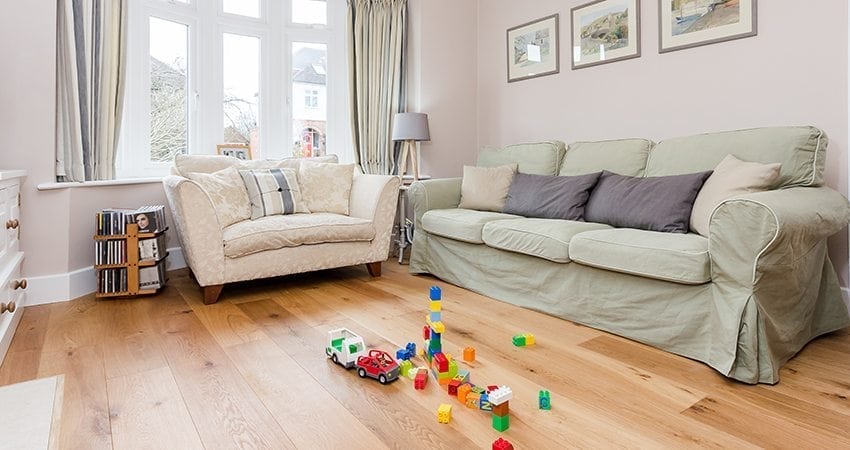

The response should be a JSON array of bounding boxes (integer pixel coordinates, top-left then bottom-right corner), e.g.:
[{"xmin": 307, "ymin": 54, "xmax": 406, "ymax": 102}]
[
  {"xmin": 482, "ymin": 218, "xmax": 612, "ymax": 263},
  {"xmin": 222, "ymin": 213, "xmax": 375, "ymax": 258},
  {"xmin": 644, "ymin": 126, "xmax": 825, "ymax": 188},
  {"xmin": 569, "ymin": 228, "xmax": 710, "ymax": 284},
  {"xmin": 477, "ymin": 141, "xmax": 566, "ymax": 175},
  {"xmin": 559, "ymin": 138, "xmax": 653, "ymax": 177},
  {"xmin": 422, "ymin": 209, "xmax": 521, "ymax": 244}
]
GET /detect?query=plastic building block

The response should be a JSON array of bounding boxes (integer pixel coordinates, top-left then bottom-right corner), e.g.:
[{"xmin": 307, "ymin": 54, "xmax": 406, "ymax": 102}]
[
  {"xmin": 457, "ymin": 384, "xmax": 472, "ymax": 403},
  {"xmin": 489, "ymin": 386, "xmax": 513, "ymax": 405},
  {"xmin": 429, "ymin": 300, "xmax": 442, "ymax": 312},
  {"xmin": 429, "ymin": 311, "xmax": 441, "ymax": 322},
  {"xmin": 409, "ymin": 365, "xmax": 426, "ymax": 380},
  {"xmin": 492, "ymin": 413, "xmax": 510, "ymax": 432},
  {"xmin": 414, "ymin": 368, "xmax": 428, "ymax": 389},
  {"xmin": 399, "ymin": 360, "xmax": 413, "ymax": 377},
  {"xmin": 430, "ymin": 285, "xmax": 442, "ymax": 300},
  {"xmin": 437, "ymin": 403, "xmax": 452, "ymax": 424},
  {"xmin": 448, "ymin": 360, "xmax": 458, "ymax": 378},
  {"xmin": 471, "ymin": 385, "xmax": 486, "ymax": 395},
  {"xmin": 463, "ymin": 346, "xmax": 475, "ymax": 362},
  {"xmin": 448, "ymin": 379, "xmax": 461, "ymax": 396},
  {"xmin": 466, "ymin": 392, "xmax": 480, "ymax": 409},
  {"xmin": 491, "ymin": 401, "xmax": 509, "ymax": 416},
  {"xmin": 406, "ymin": 342, "xmax": 416, "ymax": 354},
  {"xmin": 430, "ymin": 321, "xmax": 446, "ymax": 334},
  {"xmin": 512, "ymin": 334, "xmax": 526, "ymax": 347},
  {"xmin": 539, "ymin": 390, "xmax": 551, "ymax": 410},
  {"xmin": 479, "ymin": 392, "xmax": 492, "ymax": 411},
  {"xmin": 523, "ymin": 333, "xmax": 535, "ymax": 345},
  {"xmin": 492, "ymin": 437, "xmax": 514, "ymax": 450},
  {"xmin": 455, "ymin": 369, "xmax": 470, "ymax": 384},
  {"xmin": 423, "ymin": 325, "xmax": 430, "ymax": 340},
  {"xmin": 396, "ymin": 348, "xmax": 411, "ymax": 361},
  {"xmin": 434, "ymin": 353, "xmax": 449, "ymax": 372}
]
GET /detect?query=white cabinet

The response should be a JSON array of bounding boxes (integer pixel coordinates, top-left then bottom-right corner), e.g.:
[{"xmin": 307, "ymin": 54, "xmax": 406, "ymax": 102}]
[{"xmin": 0, "ymin": 171, "xmax": 26, "ymax": 366}]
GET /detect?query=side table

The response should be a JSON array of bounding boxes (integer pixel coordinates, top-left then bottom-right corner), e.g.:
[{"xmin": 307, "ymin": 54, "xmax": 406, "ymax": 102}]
[{"xmin": 396, "ymin": 175, "xmax": 430, "ymax": 264}]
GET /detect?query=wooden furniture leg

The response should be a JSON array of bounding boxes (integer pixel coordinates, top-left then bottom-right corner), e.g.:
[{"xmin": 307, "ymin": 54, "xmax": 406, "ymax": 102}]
[
  {"xmin": 397, "ymin": 142, "xmax": 409, "ymax": 179},
  {"xmin": 366, "ymin": 262, "xmax": 382, "ymax": 277},
  {"xmin": 203, "ymin": 284, "xmax": 224, "ymax": 305}
]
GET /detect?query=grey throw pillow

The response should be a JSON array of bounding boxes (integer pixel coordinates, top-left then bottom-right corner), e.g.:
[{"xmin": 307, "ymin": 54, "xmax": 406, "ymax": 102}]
[
  {"xmin": 584, "ymin": 170, "xmax": 713, "ymax": 233},
  {"xmin": 503, "ymin": 172, "xmax": 601, "ymax": 220}
]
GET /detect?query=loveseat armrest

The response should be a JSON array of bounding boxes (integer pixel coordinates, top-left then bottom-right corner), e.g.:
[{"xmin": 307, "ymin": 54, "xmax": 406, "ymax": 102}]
[
  {"xmin": 349, "ymin": 174, "xmax": 401, "ymax": 221},
  {"xmin": 407, "ymin": 178, "xmax": 462, "ymax": 230},
  {"xmin": 162, "ymin": 175, "xmax": 226, "ymax": 286}
]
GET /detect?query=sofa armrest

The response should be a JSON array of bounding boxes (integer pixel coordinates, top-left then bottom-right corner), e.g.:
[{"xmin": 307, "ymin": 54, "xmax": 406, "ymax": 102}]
[
  {"xmin": 407, "ymin": 178, "xmax": 462, "ymax": 230},
  {"xmin": 710, "ymin": 186, "xmax": 850, "ymax": 287},
  {"xmin": 162, "ymin": 175, "xmax": 226, "ymax": 286},
  {"xmin": 349, "ymin": 174, "xmax": 401, "ymax": 220}
]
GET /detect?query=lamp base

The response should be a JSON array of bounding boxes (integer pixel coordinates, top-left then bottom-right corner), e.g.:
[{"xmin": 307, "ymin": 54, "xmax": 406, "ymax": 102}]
[{"xmin": 398, "ymin": 140, "xmax": 420, "ymax": 181}]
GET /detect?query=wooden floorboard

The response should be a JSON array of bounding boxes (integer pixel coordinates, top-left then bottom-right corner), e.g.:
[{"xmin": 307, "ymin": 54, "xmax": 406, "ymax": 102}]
[{"xmin": 0, "ymin": 262, "xmax": 848, "ymax": 448}]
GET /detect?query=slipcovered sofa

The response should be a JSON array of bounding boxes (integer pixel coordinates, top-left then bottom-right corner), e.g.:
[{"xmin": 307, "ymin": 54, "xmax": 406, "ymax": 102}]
[
  {"xmin": 409, "ymin": 126, "xmax": 850, "ymax": 384},
  {"xmin": 163, "ymin": 154, "xmax": 400, "ymax": 304}
]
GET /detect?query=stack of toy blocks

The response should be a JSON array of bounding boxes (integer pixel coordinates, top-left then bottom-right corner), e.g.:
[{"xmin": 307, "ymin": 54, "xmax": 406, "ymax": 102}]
[
  {"xmin": 489, "ymin": 386, "xmax": 512, "ymax": 432},
  {"xmin": 424, "ymin": 286, "xmax": 458, "ymax": 385},
  {"xmin": 512, "ymin": 333, "xmax": 535, "ymax": 346}
]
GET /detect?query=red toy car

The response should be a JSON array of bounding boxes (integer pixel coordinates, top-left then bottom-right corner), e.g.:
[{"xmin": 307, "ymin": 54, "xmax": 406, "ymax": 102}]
[{"xmin": 355, "ymin": 350, "xmax": 400, "ymax": 384}]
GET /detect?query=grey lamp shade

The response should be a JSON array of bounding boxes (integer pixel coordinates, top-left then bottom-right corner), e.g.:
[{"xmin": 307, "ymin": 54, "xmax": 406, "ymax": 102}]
[{"xmin": 392, "ymin": 112, "xmax": 430, "ymax": 141}]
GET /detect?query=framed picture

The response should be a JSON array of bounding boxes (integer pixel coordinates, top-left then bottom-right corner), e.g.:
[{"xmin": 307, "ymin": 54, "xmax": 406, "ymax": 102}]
[
  {"xmin": 216, "ymin": 143, "xmax": 252, "ymax": 160},
  {"xmin": 506, "ymin": 14, "xmax": 560, "ymax": 83},
  {"xmin": 571, "ymin": 0, "xmax": 640, "ymax": 69},
  {"xmin": 659, "ymin": 0, "xmax": 757, "ymax": 53}
]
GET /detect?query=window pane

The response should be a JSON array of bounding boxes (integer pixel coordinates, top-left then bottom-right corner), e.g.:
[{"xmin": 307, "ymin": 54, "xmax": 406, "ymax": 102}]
[
  {"xmin": 223, "ymin": 0, "xmax": 260, "ymax": 18},
  {"xmin": 149, "ymin": 17, "xmax": 188, "ymax": 162},
  {"xmin": 291, "ymin": 42, "xmax": 327, "ymax": 157},
  {"xmin": 292, "ymin": 0, "xmax": 327, "ymax": 25},
  {"xmin": 223, "ymin": 33, "xmax": 261, "ymax": 156}
]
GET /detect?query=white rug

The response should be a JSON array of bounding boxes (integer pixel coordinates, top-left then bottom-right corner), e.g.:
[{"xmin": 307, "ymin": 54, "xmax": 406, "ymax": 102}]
[{"xmin": 0, "ymin": 376, "xmax": 63, "ymax": 450}]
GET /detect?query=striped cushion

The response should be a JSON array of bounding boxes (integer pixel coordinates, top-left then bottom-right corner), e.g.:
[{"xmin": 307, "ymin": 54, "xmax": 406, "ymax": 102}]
[{"xmin": 239, "ymin": 168, "xmax": 310, "ymax": 219}]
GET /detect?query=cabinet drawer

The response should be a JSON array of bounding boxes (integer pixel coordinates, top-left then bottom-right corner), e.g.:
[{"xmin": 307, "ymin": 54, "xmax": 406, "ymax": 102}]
[{"xmin": 0, "ymin": 254, "xmax": 25, "ymax": 365}]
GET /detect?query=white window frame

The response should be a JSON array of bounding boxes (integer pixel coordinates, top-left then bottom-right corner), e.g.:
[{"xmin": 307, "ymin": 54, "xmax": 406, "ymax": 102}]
[{"xmin": 118, "ymin": 0, "xmax": 349, "ymax": 178}]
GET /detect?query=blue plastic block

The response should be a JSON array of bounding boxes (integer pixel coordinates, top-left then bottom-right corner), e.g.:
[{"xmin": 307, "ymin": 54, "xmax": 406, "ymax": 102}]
[
  {"xmin": 430, "ymin": 311, "xmax": 441, "ymax": 322},
  {"xmin": 430, "ymin": 286, "xmax": 442, "ymax": 300},
  {"xmin": 405, "ymin": 342, "xmax": 416, "ymax": 354}
]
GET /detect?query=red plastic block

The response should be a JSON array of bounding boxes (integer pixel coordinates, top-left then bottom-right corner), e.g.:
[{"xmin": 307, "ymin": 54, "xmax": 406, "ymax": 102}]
[
  {"xmin": 433, "ymin": 352, "xmax": 449, "ymax": 372},
  {"xmin": 448, "ymin": 379, "xmax": 461, "ymax": 396},
  {"xmin": 414, "ymin": 368, "xmax": 428, "ymax": 390},
  {"xmin": 492, "ymin": 437, "xmax": 514, "ymax": 450},
  {"xmin": 423, "ymin": 325, "xmax": 430, "ymax": 340}
]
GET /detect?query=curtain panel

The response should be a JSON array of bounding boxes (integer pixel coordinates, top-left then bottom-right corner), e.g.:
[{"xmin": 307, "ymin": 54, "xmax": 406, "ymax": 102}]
[
  {"xmin": 56, "ymin": 0, "xmax": 127, "ymax": 181},
  {"xmin": 347, "ymin": 0, "xmax": 408, "ymax": 175}
]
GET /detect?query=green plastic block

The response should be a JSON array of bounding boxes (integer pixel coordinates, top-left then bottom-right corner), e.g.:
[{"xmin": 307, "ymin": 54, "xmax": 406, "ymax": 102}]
[
  {"xmin": 512, "ymin": 335, "xmax": 526, "ymax": 346},
  {"xmin": 448, "ymin": 360, "xmax": 458, "ymax": 378},
  {"xmin": 492, "ymin": 413, "xmax": 510, "ymax": 432},
  {"xmin": 400, "ymin": 360, "xmax": 413, "ymax": 377}
]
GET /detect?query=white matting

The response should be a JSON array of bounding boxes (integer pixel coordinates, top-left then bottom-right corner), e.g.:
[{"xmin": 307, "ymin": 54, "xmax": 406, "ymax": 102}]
[{"xmin": 0, "ymin": 375, "xmax": 63, "ymax": 450}]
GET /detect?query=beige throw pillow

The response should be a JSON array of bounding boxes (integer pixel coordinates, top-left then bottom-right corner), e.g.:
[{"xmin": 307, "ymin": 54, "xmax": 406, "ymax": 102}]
[
  {"xmin": 690, "ymin": 154, "xmax": 781, "ymax": 236},
  {"xmin": 458, "ymin": 164, "xmax": 517, "ymax": 212},
  {"xmin": 299, "ymin": 161, "xmax": 355, "ymax": 215},
  {"xmin": 186, "ymin": 166, "xmax": 252, "ymax": 228}
]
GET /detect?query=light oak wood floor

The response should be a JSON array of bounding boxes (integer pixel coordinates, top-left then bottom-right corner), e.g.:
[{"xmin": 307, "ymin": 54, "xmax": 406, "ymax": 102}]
[{"xmin": 2, "ymin": 261, "xmax": 849, "ymax": 449}]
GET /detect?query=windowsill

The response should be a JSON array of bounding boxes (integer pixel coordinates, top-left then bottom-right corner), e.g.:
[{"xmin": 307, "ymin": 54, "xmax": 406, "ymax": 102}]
[{"xmin": 37, "ymin": 177, "xmax": 164, "ymax": 191}]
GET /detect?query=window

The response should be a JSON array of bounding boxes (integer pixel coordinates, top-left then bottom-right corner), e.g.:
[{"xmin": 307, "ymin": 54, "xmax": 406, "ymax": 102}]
[{"xmin": 118, "ymin": 0, "xmax": 348, "ymax": 177}]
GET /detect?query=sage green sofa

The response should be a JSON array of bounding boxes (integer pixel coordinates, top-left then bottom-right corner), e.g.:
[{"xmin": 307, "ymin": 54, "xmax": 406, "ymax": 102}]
[{"xmin": 408, "ymin": 126, "xmax": 850, "ymax": 384}]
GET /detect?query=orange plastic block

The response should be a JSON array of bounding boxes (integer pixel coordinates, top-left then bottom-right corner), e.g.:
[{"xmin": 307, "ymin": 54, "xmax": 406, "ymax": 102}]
[
  {"xmin": 463, "ymin": 347, "xmax": 475, "ymax": 362},
  {"xmin": 457, "ymin": 384, "xmax": 472, "ymax": 403}
]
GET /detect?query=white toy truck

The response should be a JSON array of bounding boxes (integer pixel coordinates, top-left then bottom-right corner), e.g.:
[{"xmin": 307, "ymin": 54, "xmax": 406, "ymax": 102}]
[{"xmin": 326, "ymin": 328, "xmax": 366, "ymax": 369}]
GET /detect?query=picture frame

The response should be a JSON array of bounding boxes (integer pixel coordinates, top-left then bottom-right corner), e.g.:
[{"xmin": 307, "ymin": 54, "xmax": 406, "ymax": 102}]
[
  {"xmin": 216, "ymin": 143, "xmax": 252, "ymax": 160},
  {"xmin": 571, "ymin": 0, "xmax": 640, "ymax": 69},
  {"xmin": 506, "ymin": 14, "xmax": 560, "ymax": 83},
  {"xmin": 659, "ymin": 0, "xmax": 757, "ymax": 53}
]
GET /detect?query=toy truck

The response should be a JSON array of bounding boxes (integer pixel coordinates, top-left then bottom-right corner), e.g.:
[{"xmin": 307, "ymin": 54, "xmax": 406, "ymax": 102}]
[
  {"xmin": 355, "ymin": 349, "xmax": 400, "ymax": 384},
  {"xmin": 326, "ymin": 328, "xmax": 366, "ymax": 369}
]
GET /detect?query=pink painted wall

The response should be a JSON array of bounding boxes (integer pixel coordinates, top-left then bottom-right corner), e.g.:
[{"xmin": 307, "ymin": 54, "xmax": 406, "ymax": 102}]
[{"xmin": 473, "ymin": 1, "xmax": 850, "ymax": 284}]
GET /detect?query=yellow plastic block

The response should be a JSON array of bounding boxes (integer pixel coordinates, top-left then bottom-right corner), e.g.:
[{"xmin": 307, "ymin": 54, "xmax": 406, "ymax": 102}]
[
  {"xmin": 430, "ymin": 321, "xmax": 446, "ymax": 334},
  {"xmin": 429, "ymin": 301, "xmax": 442, "ymax": 312},
  {"xmin": 437, "ymin": 404, "xmax": 452, "ymax": 424},
  {"xmin": 523, "ymin": 333, "xmax": 536, "ymax": 345}
]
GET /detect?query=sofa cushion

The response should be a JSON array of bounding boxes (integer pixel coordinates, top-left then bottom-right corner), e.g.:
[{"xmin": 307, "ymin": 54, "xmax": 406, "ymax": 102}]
[
  {"xmin": 186, "ymin": 167, "xmax": 251, "ymax": 228},
  {"xmin": 477, "ymin": 141, "xmax": 566, "ymax": 176},
  {"xmin": 570, "ymin": 229, "xmax": 710, "ymax": 285},
  {"xmin": 503, "ymin": 172, "xmax": 601, "ymax": 220},
  {"xmin": 482, "ymin": 218, "xmax": 612, "ymax": 263},
  {"xmin": 222, "ymin": 213, "xmax": 375, "ymax": 258},
  {"xmin": 239, "ymin": 168, "xmax": 310, "ymax": 219},
  {"xmin": 458, "ymin": 164, "xmax": 517, "ymax": 212},
  {"xmin": 559, "ymin": 138, "xmax": 653, "ymax": 177},
  {"xmin": 690, "ymin": 154, "xmax": 781, "ymax": 236},
  {"xmin": 299, "ymin": 161, "xmax": 355, "ymax": 215},
  {"xmin": 645, "ymin": 126, "xmax": 825, "ymax": 188},
  {"xmin": 422, "ymin": 209, "xmax": 521, "ymax": 244},
  {"xmin": 585, "ymin": 170, "xmax": 712, "ymax": 233},
  {"xmin": 173, "ymin": 154, "xmax": 339, "ymax": 177}
]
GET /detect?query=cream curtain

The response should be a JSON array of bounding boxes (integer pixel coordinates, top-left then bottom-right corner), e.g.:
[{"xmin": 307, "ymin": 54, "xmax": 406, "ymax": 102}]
[
  {"xmin": 56, "ymin": 0, "xmax": 127, "ymax": 181},
  {"xmin": 347, "ymin": 0, "xmax": 407, "ymax": 175}
]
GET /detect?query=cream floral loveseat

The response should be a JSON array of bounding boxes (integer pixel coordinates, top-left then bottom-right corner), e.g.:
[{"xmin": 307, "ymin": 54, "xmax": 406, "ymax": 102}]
[{"xmin": 163, "ymin": 154, "xmax": 400, "ymax": 304}]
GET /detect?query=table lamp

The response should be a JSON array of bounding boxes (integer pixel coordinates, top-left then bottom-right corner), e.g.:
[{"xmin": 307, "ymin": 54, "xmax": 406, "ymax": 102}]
[{"xmin": 391, "ymin": 112, "xmax": 430, "ymax": 181}]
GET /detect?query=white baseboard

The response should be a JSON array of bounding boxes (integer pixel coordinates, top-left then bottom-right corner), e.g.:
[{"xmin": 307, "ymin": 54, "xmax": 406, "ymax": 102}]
[{"xmin": 24, "ymin": 247, "xmax": 185, "ymax": 306}]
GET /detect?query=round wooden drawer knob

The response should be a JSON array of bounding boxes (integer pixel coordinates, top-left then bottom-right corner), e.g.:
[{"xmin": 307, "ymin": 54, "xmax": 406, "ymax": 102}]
[
  {"xmin": 0, "ymin": 302, "xmax": 15, "ymax": 314},
  {"xmin": 12, "ymin": 279, "xmax": 26, "ymax": 290},
  {"xmin": 5, "ymin": 219, "xmax": 19, "ymax": 229}
]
